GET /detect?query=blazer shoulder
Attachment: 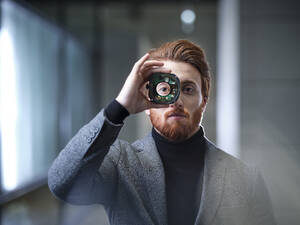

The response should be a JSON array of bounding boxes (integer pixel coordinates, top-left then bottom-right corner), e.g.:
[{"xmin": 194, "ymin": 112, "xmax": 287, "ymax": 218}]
[{"xmin": 205, "ymin": 138, "xmax": 257, "ymax": 175}]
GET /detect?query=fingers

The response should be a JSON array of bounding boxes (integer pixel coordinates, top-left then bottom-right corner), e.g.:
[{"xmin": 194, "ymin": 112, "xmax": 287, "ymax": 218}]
[
  {"xmin": 132, "ymin": 53, "xmax": 173, "ymax": 82},
  {"xmin": 140, "ymin": 60, "xmax": 164, "ymax": 70},
  {"xmin": 132, "ymin": 54, "xmax": 169, "ymax": 79},
  {"xmin": 142, "ymin": 67, "xmax": 172, "ymax": 80},
  {"xmin": 132, "ymin": 53, "xmax": 150, "ymax": 73},
  {"xmin": 140, "ymin": 60, "xmax": 172, "ymax": 81},
  {"xmin": 140, "ymin": 60, "xmax": 165, "ymax": 73}
]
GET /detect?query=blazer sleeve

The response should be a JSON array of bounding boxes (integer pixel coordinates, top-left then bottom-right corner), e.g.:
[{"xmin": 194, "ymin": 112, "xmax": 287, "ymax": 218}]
[
  {"xmin": 48, "ymin": 109, "xmax": 124, "ymax": 206},
  {"xmin": 249, "ymin": 169, "xmax": 277, "ymax": 225}
]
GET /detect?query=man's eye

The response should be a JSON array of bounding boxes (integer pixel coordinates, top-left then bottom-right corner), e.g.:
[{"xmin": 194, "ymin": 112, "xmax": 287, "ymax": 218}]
[
  {"xmin": 156, "ymin": 82, "xmax": 171, "ymax": 96},
  {"xmin": 182, "ymin": 86, "xmax": 195, "ymax": 94}
]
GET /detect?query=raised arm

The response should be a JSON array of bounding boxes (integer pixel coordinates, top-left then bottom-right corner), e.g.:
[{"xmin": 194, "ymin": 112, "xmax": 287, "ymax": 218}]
[{"xmin": 48, "ymin": 53, "xmax": 170, "ymax": 206}]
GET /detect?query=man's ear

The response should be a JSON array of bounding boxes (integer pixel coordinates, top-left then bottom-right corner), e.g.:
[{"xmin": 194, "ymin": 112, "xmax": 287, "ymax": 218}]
[
  {"xmin": 201, "ymin": 97, "xmax": 208, "ymax": 111},
  {"xmin": 145, "ymin": 109, "xmax": 150, "ymax": 116}
]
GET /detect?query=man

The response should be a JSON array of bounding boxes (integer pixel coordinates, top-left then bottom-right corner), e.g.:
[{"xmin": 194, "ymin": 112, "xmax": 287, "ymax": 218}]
[{"xmin": 48, "ymin": 40, "xmax": 276, "ymax": 225}]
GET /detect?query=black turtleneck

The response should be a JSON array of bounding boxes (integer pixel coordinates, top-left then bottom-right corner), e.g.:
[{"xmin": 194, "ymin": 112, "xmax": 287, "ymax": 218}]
[
  {"xmin": 105, "ymin": 100, "xmax": 206, "ymax": 225},
  {"xmin": 152, "ymin": 128, "xmax": 206, "ymax": 225}
]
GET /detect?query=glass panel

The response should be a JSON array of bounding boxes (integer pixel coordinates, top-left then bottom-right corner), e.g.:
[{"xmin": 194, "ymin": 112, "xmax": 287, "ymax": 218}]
[{"xmin": 0, "ymin": 0, "xmax": 92, "ymax": 193}]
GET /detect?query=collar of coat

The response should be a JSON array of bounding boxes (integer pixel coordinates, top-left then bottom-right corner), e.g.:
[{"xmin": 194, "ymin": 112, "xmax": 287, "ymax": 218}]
[{"xmin": 132, "ymin": 133, "xmax": 227, "ymax": 225}]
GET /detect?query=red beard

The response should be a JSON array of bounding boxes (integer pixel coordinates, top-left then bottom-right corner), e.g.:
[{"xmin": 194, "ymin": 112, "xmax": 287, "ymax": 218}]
[{"xmin": 149, "ymin": 106, "xmax": 203, "ymax": 142}]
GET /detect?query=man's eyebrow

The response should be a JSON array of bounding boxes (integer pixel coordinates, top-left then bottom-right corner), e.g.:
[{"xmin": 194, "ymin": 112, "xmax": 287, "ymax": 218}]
[{"xmin": 180, "ymin": 80, "xmax": 197, "ymax": 85}]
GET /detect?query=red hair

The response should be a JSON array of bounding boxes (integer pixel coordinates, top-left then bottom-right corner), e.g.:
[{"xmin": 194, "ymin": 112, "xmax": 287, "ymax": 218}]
[{"xmin": 148, "ymin": 39, "xmax": 211, "ymax": 99}]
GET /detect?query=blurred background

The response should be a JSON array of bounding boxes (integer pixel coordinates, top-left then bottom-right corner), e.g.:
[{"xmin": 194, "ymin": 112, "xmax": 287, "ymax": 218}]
[{"xmin": 0, "ymin": 0, "xmax": 299, "ymax": 224}]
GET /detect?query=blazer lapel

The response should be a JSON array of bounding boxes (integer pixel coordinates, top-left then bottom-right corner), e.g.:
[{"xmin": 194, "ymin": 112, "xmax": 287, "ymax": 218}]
[
  {"xmin": 195, "ymin": 139, "xmax": 227, "ymax": 225},
  {"xmin": 133, "ymin": 134, "xmax": 168, "ymax": 225},
  {"xmin": 134, "ymin": 135, "xmax": 227, "ymax": 225}
]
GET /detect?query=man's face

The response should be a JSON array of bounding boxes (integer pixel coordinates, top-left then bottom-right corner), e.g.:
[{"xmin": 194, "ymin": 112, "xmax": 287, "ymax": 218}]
[{"xmin": 147, "ymin": 60, "xmax": 207, "ymax": 142}]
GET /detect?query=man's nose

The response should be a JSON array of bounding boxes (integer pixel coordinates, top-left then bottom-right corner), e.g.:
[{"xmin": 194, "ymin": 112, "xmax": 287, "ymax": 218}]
[{"xmin": 170, "ymin": 95, "xmax": 183, "ymax": 108}]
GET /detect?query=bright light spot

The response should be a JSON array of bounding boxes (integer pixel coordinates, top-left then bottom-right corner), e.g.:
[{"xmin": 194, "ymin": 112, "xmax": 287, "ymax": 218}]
[
  {"xmin": 0, "ymin": 28, "xmax": 18, "ymax": 191},
  {"xmin": 180, "ymin": 9, "xmax": 196, "ymax": 24}
]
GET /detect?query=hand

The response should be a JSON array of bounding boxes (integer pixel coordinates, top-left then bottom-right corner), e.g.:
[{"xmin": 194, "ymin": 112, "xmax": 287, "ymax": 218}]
[{"xmin": 116, "ymin": 53, "xmax": 171, "ymax": 114}]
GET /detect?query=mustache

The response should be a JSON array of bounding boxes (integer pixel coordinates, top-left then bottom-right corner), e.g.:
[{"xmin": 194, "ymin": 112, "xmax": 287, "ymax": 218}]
[{"xmin": 165, "ymin": 108, "xmax": 190, "ymax": 118}]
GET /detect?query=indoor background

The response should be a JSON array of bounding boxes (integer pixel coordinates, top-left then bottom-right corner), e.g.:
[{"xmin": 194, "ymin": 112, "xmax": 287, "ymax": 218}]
[{"xmin": 0, "ymin": 0, "xmax": 299, "ymax": 224}]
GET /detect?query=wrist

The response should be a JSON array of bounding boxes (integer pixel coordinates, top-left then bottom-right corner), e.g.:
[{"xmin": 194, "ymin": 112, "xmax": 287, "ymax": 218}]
[
  {"xmin": 105, "ymin": 100, "xmax": 130, "ymax": 124},
  {"xmin": 116, "ymin": 96, "xmax": 132, "ymax": 114}
]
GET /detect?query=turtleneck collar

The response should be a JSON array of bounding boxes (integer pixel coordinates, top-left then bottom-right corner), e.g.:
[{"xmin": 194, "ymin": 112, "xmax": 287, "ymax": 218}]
[
  {"xmin": 152, "ymin": 126, "xmax": 205, "ymax": 146},
  {"xmin": 152, "ymin": 126, "xmax": 206, "ymax": 161}
]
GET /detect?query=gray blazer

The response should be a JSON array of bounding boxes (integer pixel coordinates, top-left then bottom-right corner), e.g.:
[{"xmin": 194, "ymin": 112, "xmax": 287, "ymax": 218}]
[{"xmin": 48, "ymin": 109, "xmax": 276, "ymax": 225}]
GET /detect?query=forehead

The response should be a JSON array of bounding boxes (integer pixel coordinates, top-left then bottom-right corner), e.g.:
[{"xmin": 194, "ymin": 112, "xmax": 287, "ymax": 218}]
[{"xmin": 162, "ymin": 60, "xmax": 201, "ymax": 86}]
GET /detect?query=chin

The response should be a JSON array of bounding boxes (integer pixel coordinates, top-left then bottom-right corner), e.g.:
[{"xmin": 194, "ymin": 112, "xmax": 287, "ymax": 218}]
[
  {"xmin": 153, "ymin": 119, "xmax": 196, "ymax": 141},
  {"xmin": 149, "ymin": 107, "xmax": 203, "ymax": 142}
]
